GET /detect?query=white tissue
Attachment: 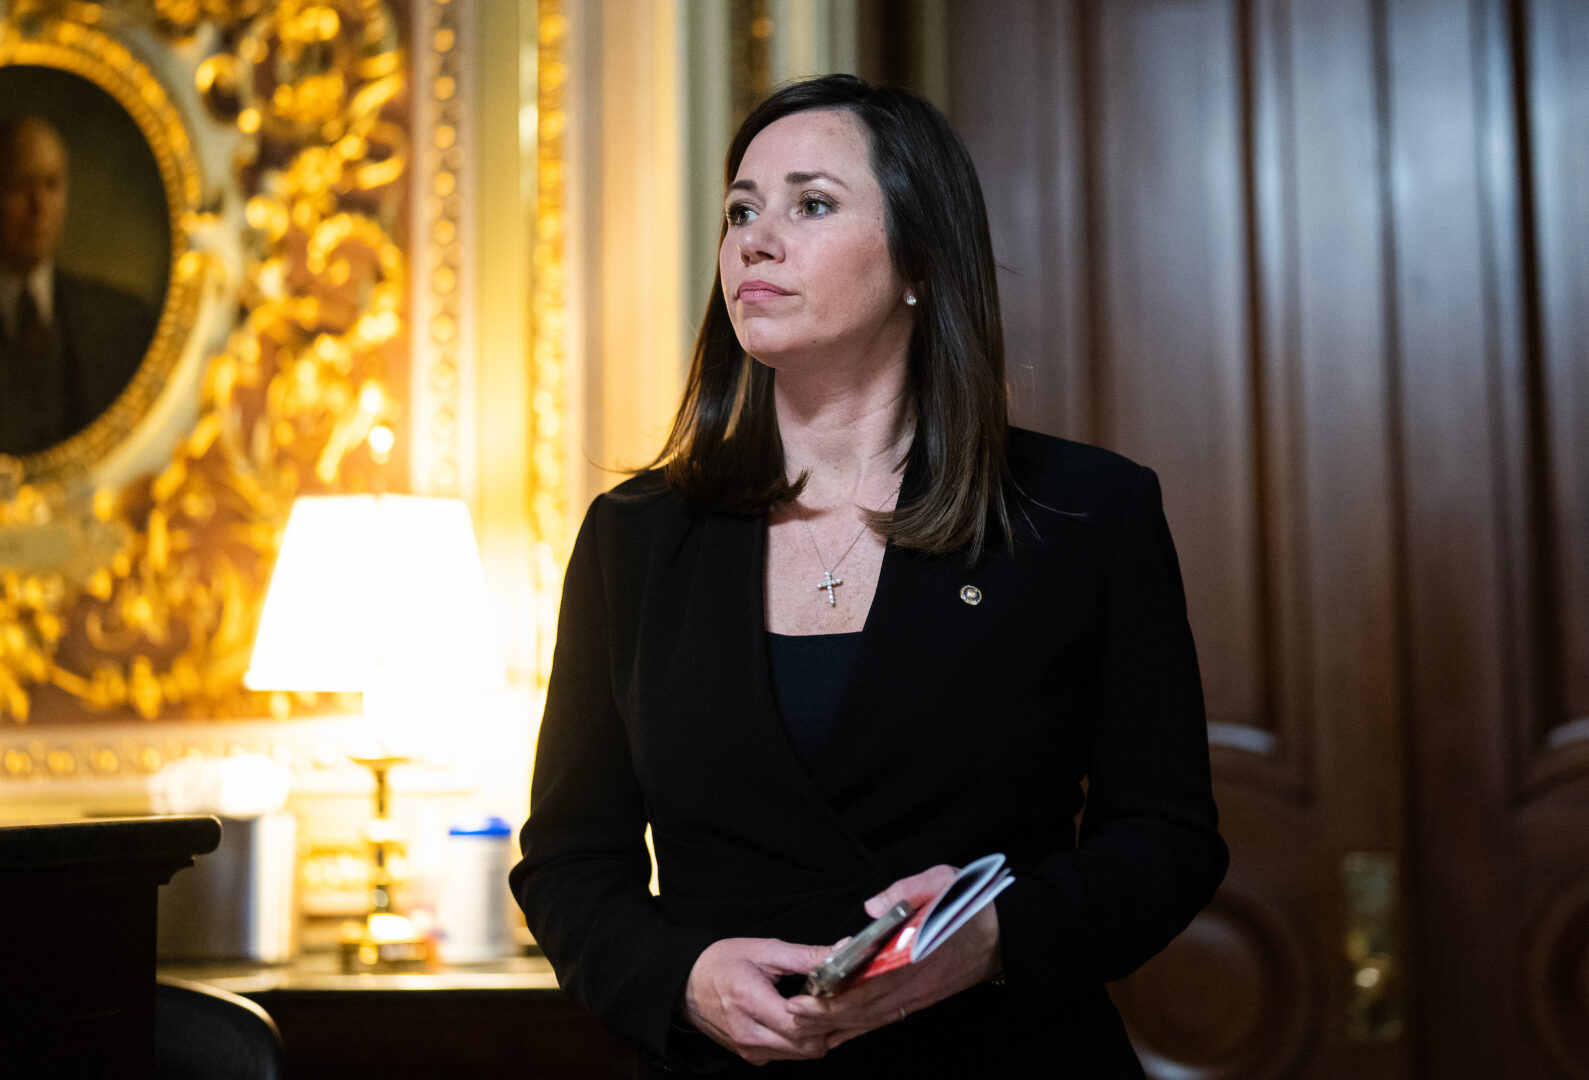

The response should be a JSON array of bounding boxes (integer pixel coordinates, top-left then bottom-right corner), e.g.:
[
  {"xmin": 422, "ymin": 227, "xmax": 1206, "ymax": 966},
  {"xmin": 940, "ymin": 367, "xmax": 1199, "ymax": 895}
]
[{"xmin": 148, "ymin": 754, "xmax": 294, "ymax": 817}]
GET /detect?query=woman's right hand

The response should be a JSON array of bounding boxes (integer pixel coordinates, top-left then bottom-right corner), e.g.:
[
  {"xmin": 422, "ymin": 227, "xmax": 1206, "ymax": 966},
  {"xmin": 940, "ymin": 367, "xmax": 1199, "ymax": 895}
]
[{"xmin": 682, "ymin": 937, "xmax": 837, "ymax": 1064}]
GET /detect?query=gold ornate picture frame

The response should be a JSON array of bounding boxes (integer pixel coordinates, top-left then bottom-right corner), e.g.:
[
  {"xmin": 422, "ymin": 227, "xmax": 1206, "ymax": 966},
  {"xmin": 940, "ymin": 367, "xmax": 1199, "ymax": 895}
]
[{"xmin": 0, "ymin": 0, "xmax": 409, "ymax": 725}]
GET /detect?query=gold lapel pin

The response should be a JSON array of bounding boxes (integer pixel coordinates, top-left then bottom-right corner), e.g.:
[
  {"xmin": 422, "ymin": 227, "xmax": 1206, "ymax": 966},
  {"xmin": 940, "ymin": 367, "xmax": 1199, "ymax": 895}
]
[{"xmin": 959, "ymin": 584, "xmax": 982, "ymax": 606}]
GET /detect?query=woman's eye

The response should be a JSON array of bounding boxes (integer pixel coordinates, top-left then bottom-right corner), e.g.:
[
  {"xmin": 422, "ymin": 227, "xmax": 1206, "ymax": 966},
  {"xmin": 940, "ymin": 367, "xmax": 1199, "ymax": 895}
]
[
  {"xmin": 799, "ymin": 195, "xmax": 832, "ymax": 217},
  {"xmin": 725, "ymin": 203, "xmax": 756, "ymax": 226}
]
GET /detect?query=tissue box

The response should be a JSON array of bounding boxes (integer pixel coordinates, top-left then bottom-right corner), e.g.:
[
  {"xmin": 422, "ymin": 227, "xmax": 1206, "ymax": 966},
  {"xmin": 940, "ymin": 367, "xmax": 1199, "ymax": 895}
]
[{"xmin": 157, "ymin": 812, "xmax": 297, "ymax": 962}]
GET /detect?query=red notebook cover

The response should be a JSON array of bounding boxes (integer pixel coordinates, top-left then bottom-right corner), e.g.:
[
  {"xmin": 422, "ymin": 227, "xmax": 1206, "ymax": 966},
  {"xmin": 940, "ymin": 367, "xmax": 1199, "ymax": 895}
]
[{"xmin": 855, "ymin": 853, "xmax": 1013, "ymax": 983}]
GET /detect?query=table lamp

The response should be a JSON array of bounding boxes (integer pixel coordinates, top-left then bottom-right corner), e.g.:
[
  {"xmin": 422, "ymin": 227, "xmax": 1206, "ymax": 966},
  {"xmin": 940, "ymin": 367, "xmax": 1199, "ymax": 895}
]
[{"xmin": 245, "ymin": 494, "xmax": 505, "ymax": 969}]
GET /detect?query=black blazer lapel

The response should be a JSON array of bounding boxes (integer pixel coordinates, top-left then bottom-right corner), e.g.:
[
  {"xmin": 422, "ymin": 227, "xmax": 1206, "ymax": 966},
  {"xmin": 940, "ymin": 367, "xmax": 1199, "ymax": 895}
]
[{"xmin": 624, "ymin": 504, "xmax": 880, "ymax": 892}]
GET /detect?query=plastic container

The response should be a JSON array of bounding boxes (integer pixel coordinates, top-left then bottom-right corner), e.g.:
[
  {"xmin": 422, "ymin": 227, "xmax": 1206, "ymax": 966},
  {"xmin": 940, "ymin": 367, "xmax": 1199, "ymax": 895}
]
[{"xmin": 436, "ymin": 815, "xmax": 515, "ymax": 963}]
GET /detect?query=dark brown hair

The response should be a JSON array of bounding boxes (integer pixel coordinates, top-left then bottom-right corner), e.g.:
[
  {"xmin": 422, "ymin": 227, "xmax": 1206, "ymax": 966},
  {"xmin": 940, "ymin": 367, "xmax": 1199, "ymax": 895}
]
[{"xmin": 654, "ymin": 74, "xmax": 1013, "ymax": 560}]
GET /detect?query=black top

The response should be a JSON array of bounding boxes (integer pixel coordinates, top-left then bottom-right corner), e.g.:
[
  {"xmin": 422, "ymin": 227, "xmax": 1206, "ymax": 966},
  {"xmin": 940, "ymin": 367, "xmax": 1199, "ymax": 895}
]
[
  {"xmin": 513, "ymin": 428, "xmax": 1226, "ymax": 1077},
  {"xmin": 766, "ymin": 631, "xmax": 864, "ymax": 796}
]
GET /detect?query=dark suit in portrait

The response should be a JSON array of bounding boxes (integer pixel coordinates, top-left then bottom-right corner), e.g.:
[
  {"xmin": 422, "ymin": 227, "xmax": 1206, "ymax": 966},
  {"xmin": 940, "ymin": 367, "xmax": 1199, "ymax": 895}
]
[{"xmin": 0, "ymin": 267, "xmax": 156, "ymax": 456}]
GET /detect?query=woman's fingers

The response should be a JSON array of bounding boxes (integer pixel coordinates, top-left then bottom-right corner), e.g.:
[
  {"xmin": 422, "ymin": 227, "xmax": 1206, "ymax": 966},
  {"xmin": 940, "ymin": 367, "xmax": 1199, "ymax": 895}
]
[
  {"xmin": 680, "ymin": 869, "xmax": 1005, "ymax": 1062},
  {"xmin": 684, "ymin": 937, "xmax": 836, "ymax": 1063},
  {"xmin": 824, "ymin": 1024, "xmax": 873, "ymax": 1050},
  {"xmin": 787, "ymin": 981, "xmax": 908, "ymax": 1033},
  {"xmin": 754, "ymin": 938, "xmax": 835, "ymax": 977},
  {"xmin": 785, "ymin": 901, "xmax": 1003, "ymax": 1042},
  {"xmin": 862, "ymin": 863, "xmax": 959, "ymax": 917},
  {"xmin": 682, "ymin": 907, "xmax": 999, "ymax": 1065},
  {"xmin": 718, "ymin": 1008, "xmax": 830, "ymax": 1064}
]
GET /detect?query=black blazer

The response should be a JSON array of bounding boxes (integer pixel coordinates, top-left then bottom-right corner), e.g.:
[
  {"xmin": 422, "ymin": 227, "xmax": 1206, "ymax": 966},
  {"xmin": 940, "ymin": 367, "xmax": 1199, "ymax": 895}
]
[{"xmin": 512, "ymin": 428, "xmax": 1228, "ymax": 1076}]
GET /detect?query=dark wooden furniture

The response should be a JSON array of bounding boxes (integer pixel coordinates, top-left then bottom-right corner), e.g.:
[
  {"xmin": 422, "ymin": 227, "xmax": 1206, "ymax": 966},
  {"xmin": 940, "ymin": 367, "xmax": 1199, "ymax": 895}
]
[
  {"xmin": 945, "ymin": 1, "xmax": 1589, "ymax": 1077},
  {"xmin": 0, "ymin": 815, "xmax": 221, "ymax": 1078},
  {"xmin": 160, "ymin": 954, "xmax": 632, "ymax": 1079}
]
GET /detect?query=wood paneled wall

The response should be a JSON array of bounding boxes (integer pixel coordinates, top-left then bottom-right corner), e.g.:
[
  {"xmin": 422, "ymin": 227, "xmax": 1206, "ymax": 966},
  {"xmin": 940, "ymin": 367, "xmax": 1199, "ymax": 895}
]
[{"xmin": 947, "ymin": 1, "xmax": 1589, "ymax": 1077}]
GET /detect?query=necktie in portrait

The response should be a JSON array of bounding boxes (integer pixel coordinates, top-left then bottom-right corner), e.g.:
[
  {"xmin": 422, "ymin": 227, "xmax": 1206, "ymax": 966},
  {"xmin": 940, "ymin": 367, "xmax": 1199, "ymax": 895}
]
[
  {"xmin": 15, "ymin": 289, "xmax": 50, "ymax": 371},
  {"xmin": 0, "ymin": 288, "xmax": 70, "ymax": 455}
]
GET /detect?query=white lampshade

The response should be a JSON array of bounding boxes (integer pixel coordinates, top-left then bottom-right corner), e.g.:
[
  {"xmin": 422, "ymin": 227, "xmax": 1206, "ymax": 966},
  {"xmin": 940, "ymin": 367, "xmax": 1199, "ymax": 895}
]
[{"xmin": 245, "ymin": 495, "xmax": 505, "ymax": 694}]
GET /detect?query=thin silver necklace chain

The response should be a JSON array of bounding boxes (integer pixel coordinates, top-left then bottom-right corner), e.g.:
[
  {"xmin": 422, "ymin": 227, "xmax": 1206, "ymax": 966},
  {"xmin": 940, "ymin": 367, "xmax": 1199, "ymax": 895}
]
[{"xmin": 800, "ymin": 478, "xmax": 903, "ymax": 607}]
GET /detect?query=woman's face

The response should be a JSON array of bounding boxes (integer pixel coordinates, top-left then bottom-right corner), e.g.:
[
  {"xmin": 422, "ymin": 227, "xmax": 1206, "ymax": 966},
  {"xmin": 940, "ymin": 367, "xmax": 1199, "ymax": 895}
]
[{"xmin": 720, "ymin": 109, "xmax": 912, "ymax": 374}]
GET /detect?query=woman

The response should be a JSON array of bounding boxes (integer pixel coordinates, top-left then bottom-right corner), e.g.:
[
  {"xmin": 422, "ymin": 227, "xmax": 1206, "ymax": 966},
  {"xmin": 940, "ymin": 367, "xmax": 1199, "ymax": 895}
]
[{"xmin": 512, "ymin": 74, "xmax": 1227, "ymax": 1076}]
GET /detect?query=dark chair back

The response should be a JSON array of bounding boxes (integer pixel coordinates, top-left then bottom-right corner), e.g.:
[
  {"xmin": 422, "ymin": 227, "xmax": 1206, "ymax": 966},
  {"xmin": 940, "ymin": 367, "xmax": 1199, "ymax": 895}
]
[{"xmin": 155, "ymin": 975, "xmax": 285, "ymax": 1080}]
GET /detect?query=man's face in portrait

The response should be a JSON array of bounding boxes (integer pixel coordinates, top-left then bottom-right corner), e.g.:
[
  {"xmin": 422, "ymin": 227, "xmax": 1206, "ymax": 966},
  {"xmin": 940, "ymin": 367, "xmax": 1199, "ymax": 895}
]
[{"xmin": 0, "ymin": 120, "xmax": 69, "ymax": 274}]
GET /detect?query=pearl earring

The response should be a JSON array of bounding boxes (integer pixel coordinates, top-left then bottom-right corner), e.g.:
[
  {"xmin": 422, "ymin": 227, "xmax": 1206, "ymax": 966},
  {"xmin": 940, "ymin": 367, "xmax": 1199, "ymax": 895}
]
[{"xmin": 905, "ymin": 293, "xmax": 917, "ymax": 307}]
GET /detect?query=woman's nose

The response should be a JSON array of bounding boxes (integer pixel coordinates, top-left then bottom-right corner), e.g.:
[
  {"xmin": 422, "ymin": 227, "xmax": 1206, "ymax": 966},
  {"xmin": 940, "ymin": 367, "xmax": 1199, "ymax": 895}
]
[{"xmin": 736, "ymin": 220, "xmax": 781, "ymax": 263}]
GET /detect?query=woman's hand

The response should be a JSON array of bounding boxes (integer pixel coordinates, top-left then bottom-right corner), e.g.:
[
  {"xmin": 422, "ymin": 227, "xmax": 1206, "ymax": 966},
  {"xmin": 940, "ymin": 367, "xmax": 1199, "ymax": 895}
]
[
  {"xmin": 682, "ymin": 937, "xmax": 838, "ymax": 1065},
  {"xmin": 785, "ymin": 864, "xmax": 1003, "ymax": 1050}
]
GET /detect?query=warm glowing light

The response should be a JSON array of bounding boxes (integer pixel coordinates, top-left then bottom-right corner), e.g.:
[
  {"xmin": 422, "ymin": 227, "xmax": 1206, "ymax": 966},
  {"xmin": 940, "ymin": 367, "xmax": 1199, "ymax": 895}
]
[
  {"xmin": 368, "ymin": 424, "xmax": 395, "ymax": 459},
  {"xmin": 367, "ymin": 912, "xmax": 419, "ymax": 943},
  {"xmin": 245, "ymin": 496, "xmax": 504, "ymax": 693},
  {"xmin": 360, "ymin": 381, "xmax": 387, "ymax": 414}
]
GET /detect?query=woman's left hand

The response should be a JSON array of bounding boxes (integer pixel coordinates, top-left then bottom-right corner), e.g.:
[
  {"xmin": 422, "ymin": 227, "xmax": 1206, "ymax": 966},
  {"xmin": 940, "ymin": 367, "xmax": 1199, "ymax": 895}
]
[{"xmin": 783, "ymin": 864, "xmax": 1003, "ymax": 1050}]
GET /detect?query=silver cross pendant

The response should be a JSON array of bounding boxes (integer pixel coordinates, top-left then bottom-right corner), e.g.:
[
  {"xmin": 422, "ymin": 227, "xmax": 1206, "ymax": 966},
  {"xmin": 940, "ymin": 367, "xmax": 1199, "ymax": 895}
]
[{"xmin": 816, "ymin": 570, "xmax": 843, "ymax": 606}]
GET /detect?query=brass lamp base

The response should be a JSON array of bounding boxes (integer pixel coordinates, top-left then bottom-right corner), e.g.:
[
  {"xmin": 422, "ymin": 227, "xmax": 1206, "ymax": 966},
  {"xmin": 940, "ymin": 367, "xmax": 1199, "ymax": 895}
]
[{"xmin": 339, "ymin": 754, "xmax": 429, "ymax": 972}]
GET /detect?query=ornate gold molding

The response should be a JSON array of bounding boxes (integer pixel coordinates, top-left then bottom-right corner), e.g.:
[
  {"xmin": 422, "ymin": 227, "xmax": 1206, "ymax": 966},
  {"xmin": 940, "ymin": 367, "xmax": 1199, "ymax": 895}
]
[
  {"xmin": 528, "ymin": 0, "xmax": 565, "ymax": 683},
  {"xmin": 409, "ymin": 0, "xmax": 468, "ymax": 498},
  {"xmin": 730, "ymin": 0, "xmax": 772, "ymax": 127},
  {"xmin": 0, "ymin": 0, "xmax": 408, "ymax": 722}
]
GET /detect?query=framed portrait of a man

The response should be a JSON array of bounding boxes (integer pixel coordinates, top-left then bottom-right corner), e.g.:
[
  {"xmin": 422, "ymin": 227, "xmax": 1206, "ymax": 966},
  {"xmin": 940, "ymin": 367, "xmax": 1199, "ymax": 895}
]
[
  {"xmin": 0, "ymin": 3, "xmax": 413, "ymax": 728},
  {"xmin": 0, "ymin": 64, "xmax": 170, "ymax": 457}
]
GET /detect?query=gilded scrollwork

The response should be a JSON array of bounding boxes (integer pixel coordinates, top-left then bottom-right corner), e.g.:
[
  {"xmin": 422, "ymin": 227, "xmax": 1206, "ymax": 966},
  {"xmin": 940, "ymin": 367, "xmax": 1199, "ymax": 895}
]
[
  {"xmin": 529, "ymin": 0, "xmax": 566, "ymax": 682},
  {"xmin": 0, "ymin": 0, "xmax": 408, "ymax": 722}
]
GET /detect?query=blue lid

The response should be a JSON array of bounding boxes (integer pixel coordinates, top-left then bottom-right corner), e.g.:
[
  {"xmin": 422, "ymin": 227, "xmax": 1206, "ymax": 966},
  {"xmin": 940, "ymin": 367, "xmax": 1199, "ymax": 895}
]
[{"xmin": 449, "ymin": 815, "xmax": 513, "ymax": 837}]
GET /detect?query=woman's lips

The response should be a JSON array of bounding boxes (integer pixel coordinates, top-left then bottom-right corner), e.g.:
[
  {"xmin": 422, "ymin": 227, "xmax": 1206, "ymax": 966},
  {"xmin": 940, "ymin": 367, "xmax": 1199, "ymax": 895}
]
[{"xmin": 736, "ymin": 281, "xmax": 791, "ymax": 302}]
